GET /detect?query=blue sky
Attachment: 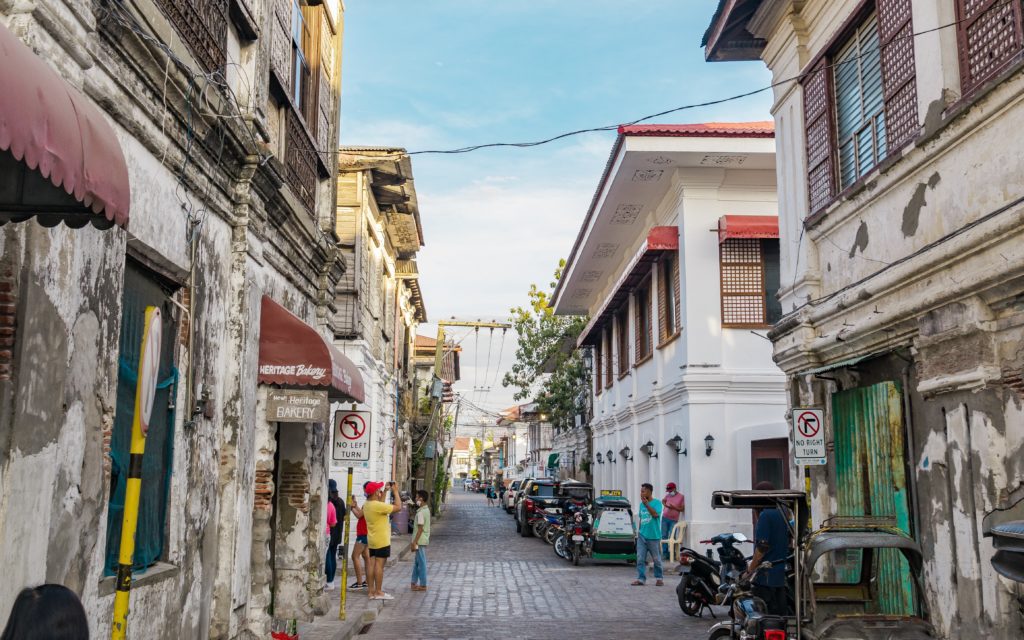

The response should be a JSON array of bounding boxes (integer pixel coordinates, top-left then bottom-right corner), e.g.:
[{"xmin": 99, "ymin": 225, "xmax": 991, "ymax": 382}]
[{"xmin": 340, "ymin": 0, "xmax": 773, "ymax": 412}]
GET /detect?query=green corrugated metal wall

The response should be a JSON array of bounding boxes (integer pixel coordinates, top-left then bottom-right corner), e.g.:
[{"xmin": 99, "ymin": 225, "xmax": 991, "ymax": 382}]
[{"xmin": 832, "ymin": 381, "xmax": 914, "ymax": 615}]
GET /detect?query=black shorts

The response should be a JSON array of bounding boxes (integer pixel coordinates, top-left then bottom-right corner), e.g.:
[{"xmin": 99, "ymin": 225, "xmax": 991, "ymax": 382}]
[{"xmin": 369, "ymin": 545, "xmax": 391, "ymax": 559}]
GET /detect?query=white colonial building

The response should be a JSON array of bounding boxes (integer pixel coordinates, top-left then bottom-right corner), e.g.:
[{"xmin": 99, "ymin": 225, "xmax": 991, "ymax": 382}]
[{"xmin": 552, "ymin": 123, "xmax": 789, "ymax": 545}]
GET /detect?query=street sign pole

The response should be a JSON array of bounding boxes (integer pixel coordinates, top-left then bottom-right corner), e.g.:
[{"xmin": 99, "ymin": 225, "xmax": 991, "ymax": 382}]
[
  {"xmin": 111, "ymin": 307, "xmax": 162, "ymax": 640},
  {"xmin": 339, "ymin": 466, "xmax": 353, "ymax": 620}
]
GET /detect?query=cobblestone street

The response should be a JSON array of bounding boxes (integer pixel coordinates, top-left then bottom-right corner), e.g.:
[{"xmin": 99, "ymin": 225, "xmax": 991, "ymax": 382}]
[{"xmin": 358, "ymin": 492, "xmax": 718, "ymax": 639}]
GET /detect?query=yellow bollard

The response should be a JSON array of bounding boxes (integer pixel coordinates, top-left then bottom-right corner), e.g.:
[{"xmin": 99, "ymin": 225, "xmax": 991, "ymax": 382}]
[
  {"xmin": 339, "ymin": 466, "xmax": 354, "ymax": 620},
  {"xmin": 111, "ymin": 307, "xmax": 162, "ymax": 640}
]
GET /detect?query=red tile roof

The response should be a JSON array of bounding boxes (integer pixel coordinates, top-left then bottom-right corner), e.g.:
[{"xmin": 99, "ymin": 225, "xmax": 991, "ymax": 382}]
[
  {"xmin": 415, "ymin": 334, "xmax": 436, "ymax": 348},
  {"xmin": 453, "ymin": 436, "xmax": 472, "ymax": 451},
  {"xmin": 618, "ymin": 121, "xmax": 774, "ymax": 138}
]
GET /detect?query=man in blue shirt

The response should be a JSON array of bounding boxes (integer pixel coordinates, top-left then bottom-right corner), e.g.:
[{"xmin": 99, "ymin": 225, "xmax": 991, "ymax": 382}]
[
  {"xmin": 744, "ymin": 481, "xmax": 790, "ymax": 615},
  {"xmin": 631, "ymin": 482, "xmax": 664, "ymax": 586}
]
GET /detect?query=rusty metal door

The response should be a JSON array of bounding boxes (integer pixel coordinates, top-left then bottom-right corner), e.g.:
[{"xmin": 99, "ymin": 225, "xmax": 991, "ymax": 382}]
[{"xmin": 832, "ymin": 381, "xmax": 914, "ymax": 615}]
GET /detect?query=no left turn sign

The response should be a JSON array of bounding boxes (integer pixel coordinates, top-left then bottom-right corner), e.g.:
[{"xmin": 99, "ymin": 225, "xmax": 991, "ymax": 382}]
[{"xmin": 333, "ymin": 410, "xmax": 371, "ymax": 463}]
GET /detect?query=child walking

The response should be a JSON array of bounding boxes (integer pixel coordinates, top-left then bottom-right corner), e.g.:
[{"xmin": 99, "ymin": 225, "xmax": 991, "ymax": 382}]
[{"xmin": 410, "ymin": 490, "xmax": 431, "ymax": 592}]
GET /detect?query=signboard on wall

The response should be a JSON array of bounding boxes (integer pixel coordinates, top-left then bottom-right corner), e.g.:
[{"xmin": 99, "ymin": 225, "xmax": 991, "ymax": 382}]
[
  {"xmin": 792, "ymin": 408, "xmax": 826, "ymax": 466},
  {"xmin": 332, "ymin": 409, "xmax": 371, "ymax": 462},
  {"xmin": 266, "ymin": 389, "xmax": 330, "ymax": 423}
]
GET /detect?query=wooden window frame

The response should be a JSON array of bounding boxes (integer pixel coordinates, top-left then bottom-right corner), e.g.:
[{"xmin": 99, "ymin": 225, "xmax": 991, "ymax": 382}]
[
  {"xmin": 594, "ymin": 340, "xmax": 603, "ymax": 396},
  {"xmin": 955, "ymin": 0, "xmax": 1024, "ymax": 97},
  {"xmin": 801, "ymin": 0, "xmax": 918, "ymax": 216},
  {"xmin": 603, "ymin": 329, "xmax": 613, "ymax": 389},
  {"xmin": 615, "ymin": 306, "xmax": 630, "ymax": 379},
  {"xmin": 634, "ymin": 275, "xmax": 653, "ymax": 365},
  {"xmin": 290, "ymin": 0, "xmax": 314, "ymax": 125},
  {"xmin": 720, "ymin": 238, "xmax": 769, "ymax": 329},
  {"xmin": 657, "ymin": 253, "xmax": 681, "ymax": 345}
]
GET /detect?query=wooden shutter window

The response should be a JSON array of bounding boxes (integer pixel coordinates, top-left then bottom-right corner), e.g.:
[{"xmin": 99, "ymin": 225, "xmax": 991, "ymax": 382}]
[
  {"xmin": 878, "ymin": 0, "xmax": 919, "ymax": 150},
  {"xmin": 594, "ymin": 342, "xmax": 603, "ymax": 395},
  {"xmin": 616, "ymin": 307, "xmax": 630, "ymax": 376},
  {"xmin": 604, "ymin": 329, "xmax": 613, "ymax": 388},
  {"xmin": 956, "ymin": 0, "xmax": 1024, "ymax": 95},
  {"xmin": 834, "ymin": 15, "xmax": 886, "ymax": 190},
  {"xmin": 720, "ymin": 239, "xmax": 767, "ymax": 327},
  {"xmin": 657, "ymin": 254, "xmax": 681, "ymax": 343},
  {"xmin": 634, "ymin": 278, "xmax": 652, "ymax": 362},
  {"xmin": 802, "ymin": 58, "xmax": 837, "ymax": 214}
]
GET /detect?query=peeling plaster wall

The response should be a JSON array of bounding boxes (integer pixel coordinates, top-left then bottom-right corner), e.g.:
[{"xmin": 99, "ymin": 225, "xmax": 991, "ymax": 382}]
[
  {"xmin": 0, "ymin": 2, "xmax": 345, "ymax": 639},
  {"xmin": 753, "ymin": 2, "xmax": 1024, "ymax": 638}
]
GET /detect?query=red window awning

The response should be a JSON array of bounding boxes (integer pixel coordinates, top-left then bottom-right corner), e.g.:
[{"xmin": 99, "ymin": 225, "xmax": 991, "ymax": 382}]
[
  {"xmin": 0, "ymin": 22, "xmax": 130, "ymax": 228},
  {"xmin": 258, "ymin": 296, "xmax": 365, "ymax": 403},
  {"xmin": 717, "ymin": 215, "xmax": 778, "ymax": 243},
  {"xmin": 578, "ymin": 226, "xmax": 679, "ymax": 347}
]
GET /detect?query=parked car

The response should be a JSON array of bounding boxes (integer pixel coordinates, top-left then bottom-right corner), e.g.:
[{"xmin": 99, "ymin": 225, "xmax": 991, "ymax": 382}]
[
  {"xmin": 504, "ymin": 480, "xmax": 522, "ymax": 513},
  {"xmin": 515, "ymin": 478, "xmax": 559, "ymax": 537}
]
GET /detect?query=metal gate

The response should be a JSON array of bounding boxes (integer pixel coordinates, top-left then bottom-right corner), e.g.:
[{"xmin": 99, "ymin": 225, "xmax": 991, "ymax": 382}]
[{"xmin": 831, "ymin": 381, "xmax": 914, "ymax": 615}]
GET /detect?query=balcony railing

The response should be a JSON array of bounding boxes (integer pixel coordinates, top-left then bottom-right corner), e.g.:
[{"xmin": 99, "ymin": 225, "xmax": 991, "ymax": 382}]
[
  {"xmin": 154, "ymin": 0, "xmax": 228, "ymax": 74},
  {"xmin": 284, "ymin": 110, "xmax": 317, "ymax": 212}
]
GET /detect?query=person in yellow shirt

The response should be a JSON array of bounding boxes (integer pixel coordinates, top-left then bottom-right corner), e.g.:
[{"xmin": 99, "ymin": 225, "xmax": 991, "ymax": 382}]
[{"xmin": 350, "ymin": 481, "xmax": 401, "ymax": 600}]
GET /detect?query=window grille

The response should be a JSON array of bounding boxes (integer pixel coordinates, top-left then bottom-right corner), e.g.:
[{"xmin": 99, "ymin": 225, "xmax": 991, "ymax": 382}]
[
  {"xmin": 956, "ymin": 0, "xmax": 1024, "ymax": 95},
  {"xmin": 153, "ymin": 0, "xmax": 227, "ymax": 74},
  {"xmin": 720, "ymin": 239, "xmax": 767, "ymax": 327},
  {"xmin": 801, "ymin": 0, "xmax": 918, "ymax": 214},
  {"xmin": 284, "ymin": 110, "xmax": 317, "ymax": 212},
  {"xmin": 104, "ymin": 260, "xmax": 179, "ymax": 575}
]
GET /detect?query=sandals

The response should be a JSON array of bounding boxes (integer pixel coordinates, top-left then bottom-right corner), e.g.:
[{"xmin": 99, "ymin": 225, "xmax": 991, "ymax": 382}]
[{"xmin": 630, "ymin": 580, "xmax": 645, "ymax": 586}]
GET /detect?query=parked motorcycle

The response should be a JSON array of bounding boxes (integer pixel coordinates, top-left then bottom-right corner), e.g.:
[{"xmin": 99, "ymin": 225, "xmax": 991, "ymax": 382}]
[
  {"xmin": 565, "ymin": 508, "xmax": 593, "ymax": 565},
  {"xmin": 707, "ymin": 560, "xmax": 788, "ymax": 640},
  {"xmin": 676, "ymin": 532, "xmax": 750, "ymax": 617}
]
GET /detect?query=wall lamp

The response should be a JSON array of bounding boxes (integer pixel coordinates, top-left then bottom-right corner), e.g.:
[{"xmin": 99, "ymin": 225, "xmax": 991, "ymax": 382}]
[
  {"xmin": 607, "ymin": 449, "xmax": 616, "ymax": 464},
  {"xmin": 596, "ymin": 452, "xmax": 604, "ymax": 464},
  {"xmin": 667, "ymin": 435, "xmax": 686, "ymax": 456},
  {"xmin": 620, "ymin": 446, "xmax": 633, "ymax": 461},
  {"xmin": 640, "ymin": 440, "xmax": 658, "ymax": 458},
  {"xmin": 704, "ymin": 434, "xmax": 715, "ymax": 457}
]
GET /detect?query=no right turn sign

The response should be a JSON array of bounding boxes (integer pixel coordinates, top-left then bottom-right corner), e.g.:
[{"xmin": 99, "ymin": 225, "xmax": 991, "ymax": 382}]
[{"xmin": 793, "ymin": 408, "xmax": 826, "ymax": 466}]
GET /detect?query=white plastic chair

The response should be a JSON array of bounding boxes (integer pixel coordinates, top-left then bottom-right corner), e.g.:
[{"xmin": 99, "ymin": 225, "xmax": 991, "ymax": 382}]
[{"xmin": 666, "ymin": 521, "xmax": 688, "ymax": 564}]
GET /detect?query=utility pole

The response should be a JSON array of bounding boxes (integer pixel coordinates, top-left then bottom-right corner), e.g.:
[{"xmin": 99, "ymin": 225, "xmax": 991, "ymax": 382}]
[{"xmin": 426, "ymin": 320, "xmax": 510, "ymax": 513}]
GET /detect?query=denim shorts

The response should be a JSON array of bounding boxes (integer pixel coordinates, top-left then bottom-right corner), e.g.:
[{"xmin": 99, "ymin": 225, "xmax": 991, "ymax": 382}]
[{"xmin": 355, "ymin": 535, "xmax": 368, "ymax": 545}]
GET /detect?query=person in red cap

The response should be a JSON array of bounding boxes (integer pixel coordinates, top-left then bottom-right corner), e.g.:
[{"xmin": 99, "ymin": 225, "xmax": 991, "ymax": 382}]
[
  {"xmin": 350, "ymin": 481, "xmax": 401, "ymax": 600},
  {"xmin": 662, "ymin": 482, "xmax": 685, "ymax": 559}
]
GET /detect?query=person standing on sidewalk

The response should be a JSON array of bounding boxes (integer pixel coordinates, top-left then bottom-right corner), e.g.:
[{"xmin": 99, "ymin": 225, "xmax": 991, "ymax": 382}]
[
  {"xmin": 324, "ymin": 492, "xmax": 338, "ymax": 590},
  {"xmin": 410, "ymin": 490, "xmax": 431, "ymax": 592},
  {"xmin": 348, "ymin": 482, "xmax": 370, "ymax": 591},
  {"xmin": 661, "ymin": 482, "xmax": 685, "ymax": 559},
  {"xmin": 325, "ymin": 479, "xmax": 346, "ymax": 589},
  {"xmin": 351, "ymin": 481, "xmax": 401, "ymax": 601},
  {"xmin": 631, "ymin": 482, "xmax": 664, "ymax": 586}
]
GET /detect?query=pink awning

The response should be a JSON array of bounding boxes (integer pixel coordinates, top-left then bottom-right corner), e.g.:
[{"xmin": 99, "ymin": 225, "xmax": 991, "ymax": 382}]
[
  {"xmin": 578, "ymin": 226, "xmax": 679, "ymax": 347},
  {"xmin": 258, "ymin": 296, "xmax": 365, "ymax": 403},
  {"xmin": 0, "ymin": 22, "xmax": 130, "ymax": 228},
  {"xmin": 717, "ymin": 215, "xmax": 778, "ymax": 243}
]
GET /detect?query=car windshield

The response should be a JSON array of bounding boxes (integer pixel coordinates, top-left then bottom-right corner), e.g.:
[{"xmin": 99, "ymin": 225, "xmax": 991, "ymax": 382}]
[
  {"xmin": 511, "ymin": 482, "xmax": 520, "ymax": 489},
  {"xmin": 530, "ymin": 484, "xmax": 556, "ymax": 497}
]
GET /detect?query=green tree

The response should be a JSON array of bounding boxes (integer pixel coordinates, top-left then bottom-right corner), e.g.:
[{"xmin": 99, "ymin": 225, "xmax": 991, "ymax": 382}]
[{"xmin": 502, "ymin": 260, "xmax": 589, "ymax": 430}]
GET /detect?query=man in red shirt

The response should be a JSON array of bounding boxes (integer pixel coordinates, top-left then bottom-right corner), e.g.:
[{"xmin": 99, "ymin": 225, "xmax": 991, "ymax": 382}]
[
  {"xmin": 662, "ymin": 482, "xmax": 685, "ymax": 559},
  {"xmin": 348, "ymin": 482, "xmax": 371, "ymax": 590}
]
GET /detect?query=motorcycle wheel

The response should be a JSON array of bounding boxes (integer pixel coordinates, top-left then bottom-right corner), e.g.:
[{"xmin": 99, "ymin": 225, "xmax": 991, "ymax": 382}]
[
  {"xmin": 572, "ymin": 543, "xmax": 581, "ymax": 566},
  {"xmin": 554, "ymin": 534, "xmax": 569, "ymax": 559},
  {"xmin": 544, "ymin": 527, "xmax": 559, "ymax": 545},
  {"xmin": 676, "ymin": 581, "xmax": 704, "ymax": 617},
  {"xmin": 707, "ymin": 627, "xmax": 734, "ymax": 640},
  {"xmin": 532, "ymin": 521, "xmax": 546, "ymax": 538}
]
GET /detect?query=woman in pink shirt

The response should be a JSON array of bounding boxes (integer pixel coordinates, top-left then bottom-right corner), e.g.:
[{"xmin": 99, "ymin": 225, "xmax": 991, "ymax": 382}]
[{"xmin": 325, "ymin": 499, "xmax": 338, "ymax": 588}]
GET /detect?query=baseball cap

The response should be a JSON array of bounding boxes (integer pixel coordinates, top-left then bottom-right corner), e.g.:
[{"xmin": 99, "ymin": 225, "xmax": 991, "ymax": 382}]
[
  {"xmin": 365, "ymin": 481, "xmax": 385, "ymax": 496},
  {"xmin": 666, "ymin": 482, "xmax": 677, "ymax": 491}
]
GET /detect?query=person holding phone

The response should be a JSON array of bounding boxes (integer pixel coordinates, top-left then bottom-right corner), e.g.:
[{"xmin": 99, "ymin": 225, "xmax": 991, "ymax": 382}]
[
  {"xmin": 350, "ymin": 481, "xmax": 401, "ymax": 601},
  {"xmin": 630, "ymin": 482, "xmax": 664, "ymax": 586}
]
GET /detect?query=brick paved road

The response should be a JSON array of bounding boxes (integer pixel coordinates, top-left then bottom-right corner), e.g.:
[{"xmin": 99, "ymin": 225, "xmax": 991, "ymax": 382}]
[{"xmin": 360, "ymin": 491, "xmax": 721, "ymax": 639}]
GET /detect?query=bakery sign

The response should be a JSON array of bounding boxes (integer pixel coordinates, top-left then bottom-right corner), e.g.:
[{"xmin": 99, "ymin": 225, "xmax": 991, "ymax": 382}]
[{"xmin": 266, "ymin": 389, "xmax": 330, "ymax": 423}]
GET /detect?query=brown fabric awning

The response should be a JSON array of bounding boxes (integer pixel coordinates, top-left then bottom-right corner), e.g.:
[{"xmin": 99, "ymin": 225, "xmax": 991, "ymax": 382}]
[
  {"xmin": 717, "ymin": 214, "xmax": 778, "ymax": 243},
  {"xmin": 0, "ymin": 22, "xmax": 130, "ymax": 228},
  {"xmin": 258, "ymin": 296, "xmax": 365, "ymax": 403}
]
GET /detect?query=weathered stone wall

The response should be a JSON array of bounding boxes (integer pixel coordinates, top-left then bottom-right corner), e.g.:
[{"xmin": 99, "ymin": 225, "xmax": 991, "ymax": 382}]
[{"xmin": 0, "ymin": 1, "xmax": 345, "ymax": 638}]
